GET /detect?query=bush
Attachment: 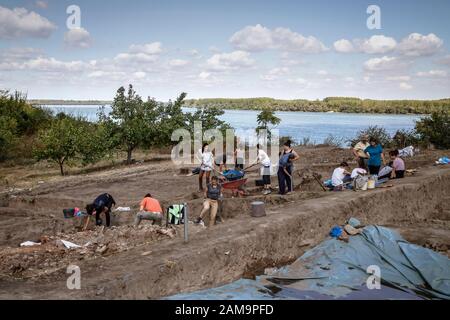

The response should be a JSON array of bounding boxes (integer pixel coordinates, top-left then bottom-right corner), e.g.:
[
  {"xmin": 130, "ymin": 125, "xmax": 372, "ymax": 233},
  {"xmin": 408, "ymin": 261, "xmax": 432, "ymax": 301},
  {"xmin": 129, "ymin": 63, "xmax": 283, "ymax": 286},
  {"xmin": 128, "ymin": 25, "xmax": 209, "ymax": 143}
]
[
  {"xmin": 415, "ymin": 111, "xmax": 450, "ymax": 149},
  {"xmin": 348, "ymin": 126, "xmax": 392, "ymax": 148},
  {"xmin": 392, "ymin": 129, "xmax": 421, "ymax": 149},
  {"xmin": 322, "ymin": 134, "xmax": 345, "ymax": 148}
]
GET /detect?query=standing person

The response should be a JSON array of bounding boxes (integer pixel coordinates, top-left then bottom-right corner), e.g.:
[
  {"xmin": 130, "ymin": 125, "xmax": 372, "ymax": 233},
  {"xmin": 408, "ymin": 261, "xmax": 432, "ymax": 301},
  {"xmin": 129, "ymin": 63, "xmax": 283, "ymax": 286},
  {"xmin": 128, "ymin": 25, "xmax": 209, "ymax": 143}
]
[
  {"xmin": 282, "ymin": 140, "xmax": 300, "ymax": 162},
  {"xmin": 197, "ymin": 142, "xmax": 213, "ymax": 191},
  {"xmin": 364, "ymin": 137, "xmax": 385, "ymax": 175},
  {"xmin": 352, "ymin": 135, "xmax": 370, "ymax": 171},
  {"xmin": 234, "ymin": 144, "xmax": 245, "ymax": 170},
  {"xmin": 281, "ymin": 140, "xmax": 300, "ymax": 190},
  {"xmin": 134, "ymin": 193, "xmax": 163, "ymax": 226},
  {"xmin": 215, "ymin": 153, "xmax": 228, "ymax": 173},
  {"xmin": 85, "ymin": 193, "xmax": 116, "ymax": 229},
  {"xmin": 196, "ymin": 176, "xmax": 222, "ymax": 227},
  {"xmin": 255, "ymin": 144, "xmax": 272, "ymax": 195},
  {"xmin": 278, "ymin": 153, "xmax": 295, "ymax": 195}
]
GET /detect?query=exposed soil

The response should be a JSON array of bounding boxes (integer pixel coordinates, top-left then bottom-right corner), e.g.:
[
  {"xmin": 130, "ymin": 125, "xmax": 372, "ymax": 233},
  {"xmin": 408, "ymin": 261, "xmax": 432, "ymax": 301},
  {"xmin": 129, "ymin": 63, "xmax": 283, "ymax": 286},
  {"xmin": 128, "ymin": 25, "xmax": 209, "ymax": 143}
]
[{"xmin": 0, "ymin": 146, "xmax": 449, "ymax": 299}]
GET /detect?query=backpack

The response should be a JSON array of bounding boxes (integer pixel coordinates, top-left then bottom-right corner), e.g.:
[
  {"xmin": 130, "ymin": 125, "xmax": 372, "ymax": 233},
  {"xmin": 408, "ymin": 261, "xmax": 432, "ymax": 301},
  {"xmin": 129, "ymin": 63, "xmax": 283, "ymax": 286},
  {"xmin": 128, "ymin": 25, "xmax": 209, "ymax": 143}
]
[{"xmin": 167, "ymin": 204, "xmax": 185, "ymax": 225}]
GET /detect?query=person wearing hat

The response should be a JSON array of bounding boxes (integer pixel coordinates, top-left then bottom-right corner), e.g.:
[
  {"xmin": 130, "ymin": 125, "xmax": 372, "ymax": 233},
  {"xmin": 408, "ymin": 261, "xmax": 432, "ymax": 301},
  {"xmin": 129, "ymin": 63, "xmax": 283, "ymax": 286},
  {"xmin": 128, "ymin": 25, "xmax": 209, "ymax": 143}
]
[{"xmin": 352, "ymin": 135, "xmax": 370, "ymax": 171}]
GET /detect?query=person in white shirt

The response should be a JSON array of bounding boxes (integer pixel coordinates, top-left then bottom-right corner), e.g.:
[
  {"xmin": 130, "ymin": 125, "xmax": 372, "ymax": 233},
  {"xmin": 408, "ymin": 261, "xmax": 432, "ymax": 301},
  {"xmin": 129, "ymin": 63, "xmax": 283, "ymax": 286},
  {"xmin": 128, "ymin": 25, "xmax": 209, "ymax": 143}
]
[
  {"xmin": 255, "ymin": 144, "xmax": 272, "ymax": 195},
  {"xmin": 331, "ymin": 162, "xmax": 351, "ymax": 190},
  {"xmin": 197, "ymin": 143, "xmax": 213, "ymax": 191},
  {"xmin": 351, "ymin": 167, "xmax": 367, "ymax": 179}
]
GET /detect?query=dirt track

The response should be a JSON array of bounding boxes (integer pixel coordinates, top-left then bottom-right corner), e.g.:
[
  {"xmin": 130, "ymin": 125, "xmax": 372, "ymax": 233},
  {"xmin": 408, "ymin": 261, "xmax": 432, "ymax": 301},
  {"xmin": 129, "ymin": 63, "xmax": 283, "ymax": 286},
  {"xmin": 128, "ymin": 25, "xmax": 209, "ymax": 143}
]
[{"xmin": 0, "ymin": 147, "xmax": 449, "ymax": 299}]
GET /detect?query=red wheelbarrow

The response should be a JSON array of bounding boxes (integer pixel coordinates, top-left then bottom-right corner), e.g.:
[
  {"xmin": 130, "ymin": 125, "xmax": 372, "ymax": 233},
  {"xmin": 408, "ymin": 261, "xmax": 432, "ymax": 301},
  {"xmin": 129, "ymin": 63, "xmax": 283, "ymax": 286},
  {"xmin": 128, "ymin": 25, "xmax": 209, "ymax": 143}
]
[{"xmin": 221, "ymin": 178, "xmax": 248, "ymax": 197}]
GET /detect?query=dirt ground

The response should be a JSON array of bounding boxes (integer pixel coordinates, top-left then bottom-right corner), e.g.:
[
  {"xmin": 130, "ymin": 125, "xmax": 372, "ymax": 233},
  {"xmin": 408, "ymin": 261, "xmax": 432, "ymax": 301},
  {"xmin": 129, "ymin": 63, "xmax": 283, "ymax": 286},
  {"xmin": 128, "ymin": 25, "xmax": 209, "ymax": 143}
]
[{"xmin": 0, "ymin": 146, "xmax": 449, "ymax": 298}]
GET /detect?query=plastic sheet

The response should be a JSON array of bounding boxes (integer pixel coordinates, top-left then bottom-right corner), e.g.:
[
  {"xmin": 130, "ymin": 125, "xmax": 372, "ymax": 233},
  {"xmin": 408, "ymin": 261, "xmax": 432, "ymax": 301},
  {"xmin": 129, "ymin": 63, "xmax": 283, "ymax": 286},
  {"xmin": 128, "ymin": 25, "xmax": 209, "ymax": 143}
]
[{"xmin": 167, "ymin": 226, "xmax": 450, "ymax": 300}]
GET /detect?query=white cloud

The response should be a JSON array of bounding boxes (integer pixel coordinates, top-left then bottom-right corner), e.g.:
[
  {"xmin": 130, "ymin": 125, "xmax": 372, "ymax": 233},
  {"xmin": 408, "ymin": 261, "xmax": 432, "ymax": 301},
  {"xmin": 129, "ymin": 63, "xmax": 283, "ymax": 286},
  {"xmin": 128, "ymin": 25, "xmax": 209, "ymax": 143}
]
[
  {"xmin": 317, "ymin": 70, "xmax": 328, "ymax": 76},
  {"xmin": 133, "ymin": 71, "xmax": 146, "ymax": 79},
  {"xmin": 206, "ymin": 50, "xmax": 254, "ymax": 72},
  {"xmin": 334, "ymin": 39, "xmax": 355, "ymax": 53},
  {"xmin": 399, "ymin": 82, "xmax": 413, "ymax": 90},
  {"xmin": 64, "ymin": 28, "xmax": 92, "ymax": 49},
  {"xmin": 35, "ymin": 1, "xmax": 48, "ymax": 9},
  {"xmin": 357, "ymin": 35, "xmax": 397, "ymax": 54},
  {"xmin": 386, "ymin": 75, "xmax": 411, "ymax": 82},
  {"xmin": 114, "ymin": 52, "xmax": 159, "ymax": 64},
  {"xmin": 364, "ymin": 56, "xmax": 402, "ymax": 71},
  {"xmin": 416, "ymin": 70, "xmax": 447, "ymax": 78},
  {"xmin": 260, "ymin": 67, "xmax": 290, "ymax": 81},
  {"xmin": 110, "ymin": 42, "xmax": 163, "ymax": 69},
  {"xmin": 23, "ymin": 57, "xmax": 92, "ymax": 72},
  {"xmin": 335, "ymin": 35, "xmax": 396, "ymax": 54},
  {"xmin": 335, "ymin": 33, "xmax": 442, "ymax": 56},
  {"xmin": 230, "ymin": 24, "xmax": 327, "ymax": 53},
  {"xmin": 169, "ymin": 59, "xmax": 189, "ymax": 67},
  {"xmin": 397, "ymin": 33, "xmax": 443, "ymax": 57},
  {"xmin": 288, "ymin": 78, "xmax": 307, "ymax": 85},
  {"xmin": 129, "ymin": 42, "xmax": 163, "ymax": 55},
  {"xmin": 437, "ymin": 54, "xmax": 450, "ymax": 66},
  {"xmin": 0, "ymin": 6, "xmax": 56, "ymax": 39},
  {"xmin": 198, "ymin": 72, "xmax": 211, "ymax": 80}
]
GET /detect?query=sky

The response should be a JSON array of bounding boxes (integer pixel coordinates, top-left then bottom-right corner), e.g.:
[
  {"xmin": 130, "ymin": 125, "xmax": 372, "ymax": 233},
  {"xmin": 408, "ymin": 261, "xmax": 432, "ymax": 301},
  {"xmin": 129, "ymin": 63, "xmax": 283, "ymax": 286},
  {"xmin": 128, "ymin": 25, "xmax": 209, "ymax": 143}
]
[{"xmin": 0, "ymin": 0, "xmax": 450, "ymax": 101}]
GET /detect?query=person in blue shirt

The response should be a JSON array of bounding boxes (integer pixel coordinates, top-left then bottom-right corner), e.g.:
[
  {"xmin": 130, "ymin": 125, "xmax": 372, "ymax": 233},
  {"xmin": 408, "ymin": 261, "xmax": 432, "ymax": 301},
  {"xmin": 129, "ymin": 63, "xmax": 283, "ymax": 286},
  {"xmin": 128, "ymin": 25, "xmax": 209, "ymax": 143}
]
[
  {"xmin": 278, "ymin": 153, "xmax": 295, "ymax": 195},
  {"xmin": 364, "ymin": 137, "xmax": 386, "ymax": 175}
]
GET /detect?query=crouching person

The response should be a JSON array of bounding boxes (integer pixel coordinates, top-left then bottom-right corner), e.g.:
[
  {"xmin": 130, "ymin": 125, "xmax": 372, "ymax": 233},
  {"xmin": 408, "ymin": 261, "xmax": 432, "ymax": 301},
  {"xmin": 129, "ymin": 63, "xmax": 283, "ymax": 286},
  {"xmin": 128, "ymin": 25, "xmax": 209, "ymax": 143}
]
[
  {"xmin": 85, "ymin": 193, "xmax": 116, "ymax": 230},
  {"xmin": 196, "ymin": 176, "xmax": 222, "ymax": 227},
  {"xmin": 134, "ymin": 193, "xmax": 163, "ymax": 226}
]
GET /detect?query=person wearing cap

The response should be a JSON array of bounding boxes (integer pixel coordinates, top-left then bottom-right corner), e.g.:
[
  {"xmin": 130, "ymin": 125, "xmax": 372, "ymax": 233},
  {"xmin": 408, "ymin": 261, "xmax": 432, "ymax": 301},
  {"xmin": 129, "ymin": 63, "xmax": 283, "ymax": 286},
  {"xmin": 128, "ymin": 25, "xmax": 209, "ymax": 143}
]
[{"xmin": 352, "ymin": 135, "xmax": 370, "ymax": 171}]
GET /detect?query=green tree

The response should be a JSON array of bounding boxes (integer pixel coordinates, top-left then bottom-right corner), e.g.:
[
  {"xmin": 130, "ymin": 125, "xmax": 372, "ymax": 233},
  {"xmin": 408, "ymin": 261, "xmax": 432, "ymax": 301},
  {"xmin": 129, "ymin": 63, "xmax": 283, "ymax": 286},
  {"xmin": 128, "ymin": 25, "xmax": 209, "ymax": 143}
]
[
  {"xmin": 415, "ymin": 111, "xmax": 450, "ymax": 149},
  {"xmin": 256, "ymin": 108, "xmax": 281, "ymax": 141},
  {"xmin": 34, "ymin": 117, "xmax": 83, "ymax": 176},
  {"xmin": 348, "ymin": 126, "xmax": 393, "ymax": 148},
  {"xmin": 0, "ymin": 116, "xmax": 18, "ymax": 161},
  {"xmin": 99, "ymin": 85, "xmax": 159, "ymax": 164},
  {"xmin": 154, "ymin": 92, "xmax": 189, "ymax": 147},
  {"xmin": 186, "ymin": 106, "xmax": 231, "ymax": 133}
]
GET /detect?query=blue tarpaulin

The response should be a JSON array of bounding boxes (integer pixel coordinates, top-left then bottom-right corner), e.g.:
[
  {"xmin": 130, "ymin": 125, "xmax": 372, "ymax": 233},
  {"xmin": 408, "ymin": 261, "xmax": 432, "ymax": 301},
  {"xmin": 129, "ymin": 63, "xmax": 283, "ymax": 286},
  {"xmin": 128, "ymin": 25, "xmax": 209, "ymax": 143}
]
[{"xmin": 168, "ymin": 226, "xmax": 450, "ymax": 300}]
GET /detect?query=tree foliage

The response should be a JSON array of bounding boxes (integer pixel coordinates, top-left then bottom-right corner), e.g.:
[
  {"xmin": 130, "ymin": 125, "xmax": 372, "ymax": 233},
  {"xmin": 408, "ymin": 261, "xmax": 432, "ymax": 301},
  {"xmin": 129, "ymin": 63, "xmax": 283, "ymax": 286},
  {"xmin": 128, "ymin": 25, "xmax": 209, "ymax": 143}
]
[
  {"xmin": 99, "ymin": 85, "xmax": 159, "ymax": 164},
  {"xmin": 415, "ymin": 111, "xmax": 450, "ymax": 149},
  {"xmin": 256, "ymin": 108, "xmax": 281, "ymax": 141},
  {"xmin": 34, "ymin": 117, "xmax": 84, "ymax": 175},
  {"xmin": 185, "ymin": 97, "xmax": 450, "ymax": 115}
]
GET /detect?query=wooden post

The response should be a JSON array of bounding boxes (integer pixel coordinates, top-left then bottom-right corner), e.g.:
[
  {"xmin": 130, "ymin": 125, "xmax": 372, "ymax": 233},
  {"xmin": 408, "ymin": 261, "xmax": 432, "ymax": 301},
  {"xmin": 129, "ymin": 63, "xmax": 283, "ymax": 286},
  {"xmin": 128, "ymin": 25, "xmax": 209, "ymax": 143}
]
[{"xmin": 184, "ymin": 203, "xmax": 188, "ymax": 243}]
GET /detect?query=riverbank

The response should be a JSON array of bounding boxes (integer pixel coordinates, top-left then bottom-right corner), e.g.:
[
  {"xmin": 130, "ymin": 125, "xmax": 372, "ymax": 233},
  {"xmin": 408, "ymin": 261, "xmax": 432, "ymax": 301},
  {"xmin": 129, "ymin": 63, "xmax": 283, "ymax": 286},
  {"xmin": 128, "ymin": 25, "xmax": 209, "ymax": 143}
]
[
  {"xmin": 28, "ymin": 97, "xmax": 450, "ymax": 115},
  {"xmin": 0, "ymin": 146, "xmax": 449, "ymax": 299}
]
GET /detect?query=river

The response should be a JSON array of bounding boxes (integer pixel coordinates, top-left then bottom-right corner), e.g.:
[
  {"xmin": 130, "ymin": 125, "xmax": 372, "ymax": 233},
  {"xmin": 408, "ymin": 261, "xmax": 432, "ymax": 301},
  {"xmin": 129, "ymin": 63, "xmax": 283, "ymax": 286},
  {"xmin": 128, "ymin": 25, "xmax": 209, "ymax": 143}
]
[{"xmin": 43, "ymin": 105, "xmax": 422, "ymax": 145}]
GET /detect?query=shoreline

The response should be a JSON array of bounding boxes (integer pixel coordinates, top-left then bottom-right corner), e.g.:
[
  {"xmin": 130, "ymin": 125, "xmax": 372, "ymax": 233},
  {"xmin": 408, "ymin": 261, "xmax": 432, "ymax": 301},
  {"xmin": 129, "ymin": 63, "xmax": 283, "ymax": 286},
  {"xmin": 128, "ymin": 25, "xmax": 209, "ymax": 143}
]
[{"xmin": 37, "ymin": 103, "xmax": 430, "ymax": 116}]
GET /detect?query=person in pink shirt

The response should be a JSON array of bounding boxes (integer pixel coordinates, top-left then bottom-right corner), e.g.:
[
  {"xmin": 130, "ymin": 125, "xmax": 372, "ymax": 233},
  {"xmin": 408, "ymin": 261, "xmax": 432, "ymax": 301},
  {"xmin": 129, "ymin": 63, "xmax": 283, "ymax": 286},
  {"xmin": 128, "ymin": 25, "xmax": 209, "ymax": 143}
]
[{"xmin": 389, "ymin": 150, "xmax": 405, "ymax": 179}]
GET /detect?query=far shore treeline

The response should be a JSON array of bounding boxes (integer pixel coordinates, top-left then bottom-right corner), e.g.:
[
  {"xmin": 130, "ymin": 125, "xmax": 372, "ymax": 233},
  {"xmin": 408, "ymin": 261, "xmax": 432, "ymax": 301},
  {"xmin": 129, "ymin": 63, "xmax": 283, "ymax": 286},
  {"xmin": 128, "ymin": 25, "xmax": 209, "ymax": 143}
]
[
  {"xmin": 29, "ymin": 97, "xmax": 450, "ymax": 115},
  {"xmin": 184, "ymin": 97, "xmax": 450, "ymax": 115}
]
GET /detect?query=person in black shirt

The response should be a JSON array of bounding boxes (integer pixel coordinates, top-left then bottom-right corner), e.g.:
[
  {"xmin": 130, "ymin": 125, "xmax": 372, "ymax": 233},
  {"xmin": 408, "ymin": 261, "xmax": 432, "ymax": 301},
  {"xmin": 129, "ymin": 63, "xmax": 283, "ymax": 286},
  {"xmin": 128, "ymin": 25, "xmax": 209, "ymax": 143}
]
[{"xmin": 85, "ymin": 193, "xmax": 116, "ymax": 229}]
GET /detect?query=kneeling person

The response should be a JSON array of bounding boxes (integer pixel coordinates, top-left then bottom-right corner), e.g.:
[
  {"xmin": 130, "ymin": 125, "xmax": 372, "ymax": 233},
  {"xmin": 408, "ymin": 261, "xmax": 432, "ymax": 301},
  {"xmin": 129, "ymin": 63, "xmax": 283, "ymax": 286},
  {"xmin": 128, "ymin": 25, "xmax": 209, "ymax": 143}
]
[{"xmin": 134, "ymin": 193, "xmax": 163, "ymax": 226}]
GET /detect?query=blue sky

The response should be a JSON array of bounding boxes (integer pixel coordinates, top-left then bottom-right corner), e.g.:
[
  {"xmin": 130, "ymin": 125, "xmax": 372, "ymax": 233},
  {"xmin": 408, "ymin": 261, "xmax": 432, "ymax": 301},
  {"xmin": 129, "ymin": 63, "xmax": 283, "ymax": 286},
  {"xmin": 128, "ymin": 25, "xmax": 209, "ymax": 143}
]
[{"xmin": 0, "ymin": 0, "xmax": 449, "ymax": 100}]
